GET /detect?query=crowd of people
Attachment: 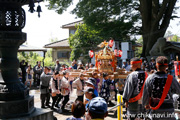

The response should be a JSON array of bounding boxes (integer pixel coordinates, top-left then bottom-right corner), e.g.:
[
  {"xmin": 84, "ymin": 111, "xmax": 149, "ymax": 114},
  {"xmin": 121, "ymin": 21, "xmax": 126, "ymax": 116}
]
[
  {"xmin": 123, "ymin": 56, "xmax": 180, "ymax": 120},
  {"xmin": 18, "ymin": 57, "xmax": 180, "ymax": 120}
]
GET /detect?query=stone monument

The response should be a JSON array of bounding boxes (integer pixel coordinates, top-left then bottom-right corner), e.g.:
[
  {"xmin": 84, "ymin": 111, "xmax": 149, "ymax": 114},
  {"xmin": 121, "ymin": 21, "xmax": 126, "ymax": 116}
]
[
  {"xmin": 0, "ymin": 0, "xmax": 53, "ymax": 119},
  {"xmin": 149, "ymin": 37, "xmax": 166, "ymax": 56}
]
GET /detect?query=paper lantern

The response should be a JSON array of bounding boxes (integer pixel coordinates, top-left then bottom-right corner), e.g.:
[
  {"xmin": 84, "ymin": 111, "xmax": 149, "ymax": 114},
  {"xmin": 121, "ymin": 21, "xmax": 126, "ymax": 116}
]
[
  {"xmin": 174, "ymin": 61, "xmax": 180, "ymax": 76},
  {"xmin": 89, "ymin": 50, "xmax": 94, "ymax": 58},
  {"xmin": 118, "ymin": 50, "xmax": 123, "ymax": 57},
  {"xmin": 108, "ymin": 40, "xmax": 114, "ymax": 48},
  {"xmin": 114, "ymin": 49, "xmax": 118, "ymax": 57}
]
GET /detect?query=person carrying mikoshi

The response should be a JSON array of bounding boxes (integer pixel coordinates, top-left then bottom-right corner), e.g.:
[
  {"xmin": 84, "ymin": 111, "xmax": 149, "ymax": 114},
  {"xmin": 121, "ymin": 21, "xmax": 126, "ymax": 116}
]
[
  {"xmin": 72, "ymin": 73, "xmax": 85, "ymax": 102},
  {"xmin": 123, "ymin": 57, "xmax": 148, "ymax": 120},
  {"xmin": 40, "ymin": 66, "xmax": 52, "ymax": 108},
  {"xmin": 50, "ymin": 71, "xmax": 62, "ymax": 110},
  {"xmin": 61, "ymin": 70, "xmax": 73, "ymax": 112},
  {"xmin": 142, "ymin": 56, "xmax": 180, "ymax": 120}
]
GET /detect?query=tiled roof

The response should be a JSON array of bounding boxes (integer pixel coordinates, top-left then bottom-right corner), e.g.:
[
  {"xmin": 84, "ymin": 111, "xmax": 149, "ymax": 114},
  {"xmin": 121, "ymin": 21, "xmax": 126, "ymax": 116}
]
[
  {"xmin": 133, "ymin": 42, "xmax": 142, "ymax": 47},
  {"xmin": 44, "ymin": 39, "xmax": 70, "ymax": 48},
  {"xmin": 18, "ymin": 44, "xmax": 47, "ymax": 52},
  {"xmin": 164, "ymin": 41, "xmax": 180, "ymax": 51},
  {"xmin": 61, "ymin": 20, "xmax": 83, "ymax": 29}
]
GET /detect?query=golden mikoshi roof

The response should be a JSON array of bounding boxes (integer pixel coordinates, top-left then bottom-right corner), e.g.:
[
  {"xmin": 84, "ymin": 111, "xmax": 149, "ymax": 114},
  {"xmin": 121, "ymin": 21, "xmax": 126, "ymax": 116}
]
[{"xmin": 96, "ymin": 47, "xmax": 114, "ymax": 60}]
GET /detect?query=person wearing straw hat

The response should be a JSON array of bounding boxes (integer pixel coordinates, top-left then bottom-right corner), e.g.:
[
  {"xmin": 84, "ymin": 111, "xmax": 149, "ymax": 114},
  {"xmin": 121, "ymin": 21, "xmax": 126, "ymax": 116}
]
[
  {"xmin": 123, "ymin": 57, "xmax": 148, "ymax": 120},
  {"xmin": 142, "ymin": 56, "xmax": 180, "ymax": 120}
]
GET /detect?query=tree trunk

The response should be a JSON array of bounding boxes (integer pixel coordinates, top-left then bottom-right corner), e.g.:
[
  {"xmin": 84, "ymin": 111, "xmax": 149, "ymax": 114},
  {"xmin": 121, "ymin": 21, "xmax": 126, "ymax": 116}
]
[
  {"xmin": 139, "ymin": 0, "xmax": 177, "ymax": 57},
  {"xmin": 142, "ymin": 30, "xmax": 165, "ymax": 56}
]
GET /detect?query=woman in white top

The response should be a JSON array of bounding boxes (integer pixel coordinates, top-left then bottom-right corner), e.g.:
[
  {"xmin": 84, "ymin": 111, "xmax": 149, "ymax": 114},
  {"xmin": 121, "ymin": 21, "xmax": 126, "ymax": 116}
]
[{"xmin": 25, "ymin": 65, "xmax": 34, "ymax": 88}]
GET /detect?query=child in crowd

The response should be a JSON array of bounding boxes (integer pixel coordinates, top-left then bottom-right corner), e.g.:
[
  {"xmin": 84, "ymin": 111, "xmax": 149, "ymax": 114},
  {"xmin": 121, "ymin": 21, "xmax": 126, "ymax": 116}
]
[
  {"xmin": 25, "ymin": 65, "xmax": 34, "ymax": 88},
  {"xmin": 83, "ymin": 87, "xmax": 96, "ymax": 120},
  {"xmin": 88, "ymin": 97, "xmax": 108, "ymax": 120},
  {"xmin": 66, "ymin": 100, "xmax": 85, "ymax": 120},
  {"xmin": 92, "ymin": 72, "xmax": 100, "ymax": 93},
  {"xmin": 85, "ymin": 78, "xmax": 98, "ymax": 97},
  {"xmin": 99, "ymin": 73, "xmax": 114, "ymax": 104}
]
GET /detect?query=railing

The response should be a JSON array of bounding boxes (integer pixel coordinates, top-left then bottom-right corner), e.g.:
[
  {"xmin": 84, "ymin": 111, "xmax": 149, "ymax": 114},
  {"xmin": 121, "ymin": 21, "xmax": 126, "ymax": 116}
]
[
  {"xmin": 108, "ymin": 103, "xmax": 123, "ymax": 111},
  {"xmin": 108, "ymin": 94, "xmax": 180, "ymax": 120},
  {"xmin": 107, "ymin": 94, "xmax": 123, "ymax": 120}
]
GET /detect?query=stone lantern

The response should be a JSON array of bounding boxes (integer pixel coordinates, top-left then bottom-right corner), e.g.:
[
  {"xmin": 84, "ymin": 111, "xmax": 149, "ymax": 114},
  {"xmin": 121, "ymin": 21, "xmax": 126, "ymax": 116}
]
[{"xmin": 0, "ymin": 0, "xmax": 53, "ymax": 119}]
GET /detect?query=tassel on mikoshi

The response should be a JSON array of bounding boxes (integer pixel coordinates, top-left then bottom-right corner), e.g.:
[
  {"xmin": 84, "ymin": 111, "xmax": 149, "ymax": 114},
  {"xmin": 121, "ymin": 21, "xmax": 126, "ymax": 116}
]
[{"xmin": 37, "ymin": 3, "xmax": 42, "ymax": 17}]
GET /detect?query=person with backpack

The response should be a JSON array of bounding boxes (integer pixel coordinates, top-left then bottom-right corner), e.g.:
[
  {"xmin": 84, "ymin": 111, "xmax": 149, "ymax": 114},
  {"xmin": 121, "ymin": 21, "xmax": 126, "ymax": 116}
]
[{"xmin": 142, "ymin": 56, "xmax": 180, "ymax": 120}]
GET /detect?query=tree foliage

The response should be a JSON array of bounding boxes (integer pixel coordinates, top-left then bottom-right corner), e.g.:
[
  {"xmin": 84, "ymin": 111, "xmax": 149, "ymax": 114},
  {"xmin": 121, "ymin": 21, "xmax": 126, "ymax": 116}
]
[
  {"xmin": 47, "ymin": 0, "xmax": 139, "ymax": 40},
  {"xmin": 47, "ymin": 0, "xmax": 179, "ymax": 57},
  {"xmin": 68, "ymin": 24, "xmax": 103, "ymax": 61},
  {"xmin": 18, "ymin": 52, "xmax": 43, "ymax": 67},
  {"xmin": 168, "ymin": 35, "xmax": 180, "ymax": 42},
  {"xmin": 134, "ymin": 37, "xmax": 143, "ymax": 58},
  {"xmin": 18, "ymin": 51, "xmax": 54, "ymax": 67}
]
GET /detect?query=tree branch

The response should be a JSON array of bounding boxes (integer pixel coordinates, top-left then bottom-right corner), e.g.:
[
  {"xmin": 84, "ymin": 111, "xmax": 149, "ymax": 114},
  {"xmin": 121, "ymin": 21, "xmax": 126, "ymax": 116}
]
[
  {"xmin": 160, "ymin": 0, "xmax": 177, "ymax": 31},
  {"xmin": 151, "ymin": 0, "xmax": 160, "ymax": 31},
  {"xmin": 155, "ymin": 0, "xmax": 169, "ymax": 24},
  {"xmin": 152, "ymin": 0, "xmax": 159, "ymax": 20}
]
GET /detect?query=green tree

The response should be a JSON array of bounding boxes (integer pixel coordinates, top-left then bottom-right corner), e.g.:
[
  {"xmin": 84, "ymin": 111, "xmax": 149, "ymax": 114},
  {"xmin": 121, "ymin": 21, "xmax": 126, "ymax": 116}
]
[
  {"xmin": 134, "ymin": 37, "xmax": 143, "ymax": 58},
  {"xmin": 18, "ymin": 52, "xmax": 43, "ymax": 67},
  {"xmin": 169, "ymin": 35, "xmax": 180, "ymax": 42},
  {"xmin": 47, "ymin": 0, "xmax": 139, "ymax": 41},
  {"xmin": 18, "ymin": 50, "xmax": 54, "ymax": 67},
  {"xmin": 68, "ymin": 24, "xmax": 103, "ymax": 61},
  {"xmin": 47, "ymin": 0, "xmax": 179, "ymax": 56}
]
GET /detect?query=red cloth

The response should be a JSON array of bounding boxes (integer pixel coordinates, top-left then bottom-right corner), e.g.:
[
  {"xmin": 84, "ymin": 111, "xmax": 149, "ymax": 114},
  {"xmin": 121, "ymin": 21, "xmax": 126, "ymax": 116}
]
[
  {"xmin": 150, "ymin": 75, "xmax": 173, "ymax": 110},
  {"xmin": 129, "ymin": 72, "xmax": 148, "ymax": 103}
]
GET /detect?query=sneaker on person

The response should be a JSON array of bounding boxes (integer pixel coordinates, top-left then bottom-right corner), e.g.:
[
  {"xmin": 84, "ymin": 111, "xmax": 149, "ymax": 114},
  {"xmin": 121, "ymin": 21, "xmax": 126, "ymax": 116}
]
[{"xmin": 55, "ymin": 104, "xmax": 60, "ymax": 108}]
